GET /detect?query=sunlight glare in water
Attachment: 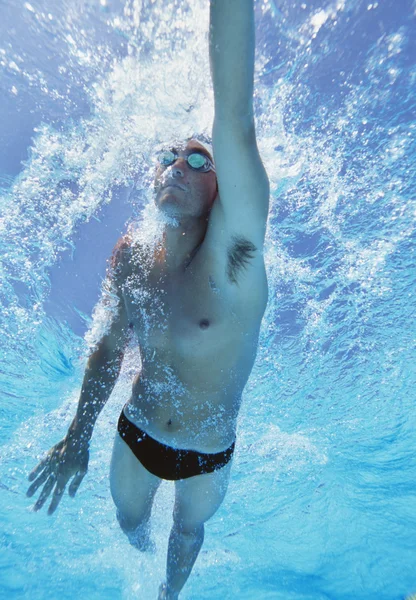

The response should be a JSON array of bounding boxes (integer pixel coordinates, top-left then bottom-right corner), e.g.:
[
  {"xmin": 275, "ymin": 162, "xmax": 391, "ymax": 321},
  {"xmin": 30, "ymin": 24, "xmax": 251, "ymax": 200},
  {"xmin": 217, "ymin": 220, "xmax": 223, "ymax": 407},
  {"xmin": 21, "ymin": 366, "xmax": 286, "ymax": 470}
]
[{"xmin": 1, "ymin": 0, "xmax": 416, "ymax": 598}]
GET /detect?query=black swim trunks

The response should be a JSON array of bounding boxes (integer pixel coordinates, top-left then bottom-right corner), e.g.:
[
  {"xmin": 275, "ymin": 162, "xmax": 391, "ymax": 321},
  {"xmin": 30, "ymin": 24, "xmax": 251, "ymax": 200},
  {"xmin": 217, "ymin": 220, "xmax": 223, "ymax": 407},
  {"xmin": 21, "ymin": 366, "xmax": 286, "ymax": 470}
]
[{"xmin": 117, "ymin": 410, "xmax": 235, "ymax": 481}]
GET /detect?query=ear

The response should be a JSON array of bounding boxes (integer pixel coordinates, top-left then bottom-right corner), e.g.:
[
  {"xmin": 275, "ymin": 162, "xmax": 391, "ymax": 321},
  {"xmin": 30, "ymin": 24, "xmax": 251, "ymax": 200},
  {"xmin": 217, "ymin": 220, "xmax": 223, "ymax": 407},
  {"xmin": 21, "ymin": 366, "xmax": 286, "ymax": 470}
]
[{"xmin": 212, "ymin": 190, "xmax": 220, "ymax": 207}]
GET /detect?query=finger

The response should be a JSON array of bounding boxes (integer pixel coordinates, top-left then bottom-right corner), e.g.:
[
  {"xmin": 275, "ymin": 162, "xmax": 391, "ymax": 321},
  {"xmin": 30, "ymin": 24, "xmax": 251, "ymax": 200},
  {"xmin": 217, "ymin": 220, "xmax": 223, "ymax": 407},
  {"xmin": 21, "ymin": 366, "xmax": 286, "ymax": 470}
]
[
  {"xmin": 33, "ymin": 474, "xmax": 57, "ymax": 511},
  {"xmin": 28, "ymin": 455, "xmax": 50, "ymax": 482},
  {"xmin": 47, "ymin": 476, "xmax": 68, "ymax": 515},
  {"xmin": 27, "ymin": 466, "xmax": 51, "ymax": 497},
  {"xmin": 68, "ymin": 469, "xmax": 87, "ymax": 497}
]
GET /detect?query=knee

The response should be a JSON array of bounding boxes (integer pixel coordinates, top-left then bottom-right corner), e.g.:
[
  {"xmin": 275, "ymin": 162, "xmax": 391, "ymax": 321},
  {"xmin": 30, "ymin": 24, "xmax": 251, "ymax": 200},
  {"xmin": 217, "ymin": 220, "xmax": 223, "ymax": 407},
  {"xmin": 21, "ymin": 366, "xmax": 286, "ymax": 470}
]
[
  {"xmin": 116, "ymin": 510, "xmax": 153, "ymax": 552},
  {"xmin": 116, "ymin": 508, "xmax": 140, "ymax": 532},
  {"xmin": 173, "ymin": 519, "xmax": 205, "ymax": 542},
  {"xmin": 170, "ymin": 522, "xmax": 205, "ymax": 558},
  {"xmin": 173, "ymin": 503, "xmax": 215, "ymax": 534}
]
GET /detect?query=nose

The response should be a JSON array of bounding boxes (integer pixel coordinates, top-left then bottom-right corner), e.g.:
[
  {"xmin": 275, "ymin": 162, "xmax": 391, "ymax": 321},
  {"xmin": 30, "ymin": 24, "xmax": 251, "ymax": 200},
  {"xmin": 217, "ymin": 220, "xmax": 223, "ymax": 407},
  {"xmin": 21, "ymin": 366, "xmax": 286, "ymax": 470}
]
[{"xmin": 170, "ymin": 158, "xmax": 186, "ymax": 178}]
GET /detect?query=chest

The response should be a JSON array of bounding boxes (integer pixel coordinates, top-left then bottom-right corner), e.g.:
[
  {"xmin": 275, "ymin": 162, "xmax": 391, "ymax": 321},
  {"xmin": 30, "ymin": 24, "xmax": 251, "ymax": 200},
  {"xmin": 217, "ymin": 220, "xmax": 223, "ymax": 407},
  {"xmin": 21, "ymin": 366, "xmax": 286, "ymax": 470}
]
[{"xmin": 122, "ymin": 261, "xmax": 236, "ymax": 356}]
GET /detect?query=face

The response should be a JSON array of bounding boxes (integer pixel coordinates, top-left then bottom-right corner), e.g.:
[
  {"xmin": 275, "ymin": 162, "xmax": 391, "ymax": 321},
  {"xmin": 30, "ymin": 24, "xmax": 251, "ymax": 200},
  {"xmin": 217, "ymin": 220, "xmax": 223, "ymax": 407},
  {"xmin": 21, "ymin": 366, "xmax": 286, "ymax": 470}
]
[{"xmin": 154, "ymin": 140, "xmax": 218, "ymax": 220}]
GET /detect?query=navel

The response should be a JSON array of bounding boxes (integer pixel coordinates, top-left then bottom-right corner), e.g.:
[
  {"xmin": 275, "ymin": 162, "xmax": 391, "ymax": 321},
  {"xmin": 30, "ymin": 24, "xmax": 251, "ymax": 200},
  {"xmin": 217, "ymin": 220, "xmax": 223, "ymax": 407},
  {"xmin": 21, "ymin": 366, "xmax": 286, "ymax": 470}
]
[{"xmin": 199, "ymin": 318, "xmax": 210, "ymax": 330}]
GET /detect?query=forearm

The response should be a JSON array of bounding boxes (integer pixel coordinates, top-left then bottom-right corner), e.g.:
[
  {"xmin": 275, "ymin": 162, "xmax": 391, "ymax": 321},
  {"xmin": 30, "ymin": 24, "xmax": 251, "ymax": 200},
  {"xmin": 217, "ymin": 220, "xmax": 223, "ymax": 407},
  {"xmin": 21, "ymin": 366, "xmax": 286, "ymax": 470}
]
[
  {"xmin": 68, "ymin": 344, "xmax": 123, "ymax": 447},
  {"xmin": 209, "ymin": 0, "xmax": 255, "ymax": 122}
]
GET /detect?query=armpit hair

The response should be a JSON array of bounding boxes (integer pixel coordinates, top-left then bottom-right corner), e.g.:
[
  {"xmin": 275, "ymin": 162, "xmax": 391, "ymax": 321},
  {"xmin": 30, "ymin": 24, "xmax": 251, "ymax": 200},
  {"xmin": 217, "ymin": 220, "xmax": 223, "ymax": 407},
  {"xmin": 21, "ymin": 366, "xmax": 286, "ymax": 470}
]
[{"xmin": 227, "ymin": 236, "xmax": 257, "ymax": 284}]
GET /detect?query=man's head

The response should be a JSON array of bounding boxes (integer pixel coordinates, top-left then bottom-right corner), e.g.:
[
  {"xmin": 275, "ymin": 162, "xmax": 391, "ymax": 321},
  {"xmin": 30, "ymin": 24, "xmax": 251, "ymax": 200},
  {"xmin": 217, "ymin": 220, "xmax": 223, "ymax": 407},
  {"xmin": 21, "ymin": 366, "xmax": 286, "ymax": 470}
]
[{"xmin": 154, "ymin": 139, "xmax": 218, "ymax": 220}]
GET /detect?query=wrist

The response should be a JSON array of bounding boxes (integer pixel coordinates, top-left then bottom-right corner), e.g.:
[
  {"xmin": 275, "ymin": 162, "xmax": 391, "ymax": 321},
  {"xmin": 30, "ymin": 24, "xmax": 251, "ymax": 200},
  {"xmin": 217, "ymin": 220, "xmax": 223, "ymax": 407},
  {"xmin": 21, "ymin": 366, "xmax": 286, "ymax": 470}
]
[{"xmin": 67, "ymin": 423, "xmax": 91, "ymax": 450}]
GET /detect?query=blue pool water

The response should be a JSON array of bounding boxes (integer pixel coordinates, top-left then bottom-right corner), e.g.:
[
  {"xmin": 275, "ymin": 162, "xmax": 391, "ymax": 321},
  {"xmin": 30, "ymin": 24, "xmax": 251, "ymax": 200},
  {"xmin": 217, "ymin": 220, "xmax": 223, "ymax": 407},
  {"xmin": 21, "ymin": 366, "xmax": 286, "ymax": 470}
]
[{"xmin": 1, "ymin": 1, "xmax": 415, "ymax": 598}]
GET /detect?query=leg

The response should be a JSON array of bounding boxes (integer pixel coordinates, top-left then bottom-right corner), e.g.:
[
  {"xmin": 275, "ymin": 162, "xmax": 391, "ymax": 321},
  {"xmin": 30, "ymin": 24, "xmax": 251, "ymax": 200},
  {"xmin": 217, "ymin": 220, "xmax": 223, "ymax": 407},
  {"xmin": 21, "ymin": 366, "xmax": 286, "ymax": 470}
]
[
  {"xmin": 159, "ymin": 461, "xmax": 232, "ymax": 599},
  {"xmin": 110, "ymin": 432, "xmax": 161, "ymax": 551}
]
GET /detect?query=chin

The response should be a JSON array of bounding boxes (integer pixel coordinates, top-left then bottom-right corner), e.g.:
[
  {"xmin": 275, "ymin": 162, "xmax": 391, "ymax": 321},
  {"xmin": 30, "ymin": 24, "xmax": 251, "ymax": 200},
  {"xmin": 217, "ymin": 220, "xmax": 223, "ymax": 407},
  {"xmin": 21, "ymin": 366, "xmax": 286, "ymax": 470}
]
[
  {"xmin": 155, "ymin": 200, "xmax": 183, "ymax": 224},
  {"xmin": 158, "ymin": 211, "xmax": 180, "ymax": 228}
]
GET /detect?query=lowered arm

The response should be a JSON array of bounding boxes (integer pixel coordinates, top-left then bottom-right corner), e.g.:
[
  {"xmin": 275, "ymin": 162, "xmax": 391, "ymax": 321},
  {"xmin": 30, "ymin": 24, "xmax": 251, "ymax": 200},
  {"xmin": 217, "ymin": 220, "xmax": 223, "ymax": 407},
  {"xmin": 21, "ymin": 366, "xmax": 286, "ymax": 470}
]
[{"xmin": 27, "ymin": 239, "xmax": 131, "ymax": 514}]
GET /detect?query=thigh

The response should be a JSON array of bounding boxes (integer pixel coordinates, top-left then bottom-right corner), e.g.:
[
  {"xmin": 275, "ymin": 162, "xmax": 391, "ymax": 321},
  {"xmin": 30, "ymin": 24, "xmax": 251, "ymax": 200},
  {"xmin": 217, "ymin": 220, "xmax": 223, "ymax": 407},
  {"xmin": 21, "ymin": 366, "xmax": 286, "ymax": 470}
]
[
  {"xmin": 110, "ymin": 432, "xmax": 161, "ymax": 525},
  {"xmin": 173, "ymin": 461, "xmax": 232, "ymax": 531}
]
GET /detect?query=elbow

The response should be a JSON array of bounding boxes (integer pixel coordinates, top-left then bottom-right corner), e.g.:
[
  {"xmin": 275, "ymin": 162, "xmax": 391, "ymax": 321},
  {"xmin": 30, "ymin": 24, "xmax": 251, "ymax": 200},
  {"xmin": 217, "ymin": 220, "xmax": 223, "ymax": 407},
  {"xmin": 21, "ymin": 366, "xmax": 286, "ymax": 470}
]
[
  {"xmin": 213, "ymin": 114, "xmax": 256, "ymax": 143},
  {"xmin": 88, "ymin": 339, "xmax": 124, "ymax": 371}
]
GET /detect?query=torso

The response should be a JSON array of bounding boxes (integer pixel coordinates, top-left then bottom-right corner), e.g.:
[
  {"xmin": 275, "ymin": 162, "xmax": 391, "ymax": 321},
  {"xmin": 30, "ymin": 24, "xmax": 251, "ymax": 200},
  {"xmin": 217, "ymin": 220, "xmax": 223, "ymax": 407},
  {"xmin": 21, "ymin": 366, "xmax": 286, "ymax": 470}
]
[{"xmin": 120, "ymin": 229, "xmax": 268, "ymax": 453}]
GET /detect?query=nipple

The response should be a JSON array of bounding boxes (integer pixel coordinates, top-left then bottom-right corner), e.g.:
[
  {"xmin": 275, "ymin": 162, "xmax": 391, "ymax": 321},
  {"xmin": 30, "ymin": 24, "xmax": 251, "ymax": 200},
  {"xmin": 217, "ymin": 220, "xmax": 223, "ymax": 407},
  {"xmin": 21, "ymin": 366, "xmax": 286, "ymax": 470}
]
[{"xmin": 199, "ymin": 319, "xmax": 210, "ymax": 330}]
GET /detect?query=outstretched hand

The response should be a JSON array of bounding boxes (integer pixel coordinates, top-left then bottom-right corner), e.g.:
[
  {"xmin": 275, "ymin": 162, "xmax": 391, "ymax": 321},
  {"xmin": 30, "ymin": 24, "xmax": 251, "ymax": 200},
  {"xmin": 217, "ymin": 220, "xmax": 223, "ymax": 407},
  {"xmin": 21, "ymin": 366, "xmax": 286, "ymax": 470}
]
[{"xmin": 27, "ymin": 435, "xmax": 89, "ymax": 515}]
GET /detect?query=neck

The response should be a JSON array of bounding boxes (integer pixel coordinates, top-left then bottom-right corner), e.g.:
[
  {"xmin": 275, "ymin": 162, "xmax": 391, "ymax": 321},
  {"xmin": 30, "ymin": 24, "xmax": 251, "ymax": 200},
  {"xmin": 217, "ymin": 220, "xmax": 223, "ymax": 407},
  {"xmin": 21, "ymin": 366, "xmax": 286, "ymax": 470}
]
[{"xmin": 160, "ymin": 215, "xmax": 208, "ymax": 271}]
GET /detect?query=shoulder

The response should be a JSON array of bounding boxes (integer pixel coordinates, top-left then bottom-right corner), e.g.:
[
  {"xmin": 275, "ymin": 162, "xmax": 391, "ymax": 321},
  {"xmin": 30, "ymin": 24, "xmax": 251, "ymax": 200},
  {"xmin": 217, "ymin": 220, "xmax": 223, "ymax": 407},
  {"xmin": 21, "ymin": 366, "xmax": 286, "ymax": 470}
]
[
  {"xmin": 109, "ymin": 234, "xmax": 133, "ymax": 285},
  {"xmin": 111, "ymin": 234, "xmax": 131, "ymax": 262},
  {"xmin": 109, "ymin": 232, "xmax": 152, "ymax": 282}
]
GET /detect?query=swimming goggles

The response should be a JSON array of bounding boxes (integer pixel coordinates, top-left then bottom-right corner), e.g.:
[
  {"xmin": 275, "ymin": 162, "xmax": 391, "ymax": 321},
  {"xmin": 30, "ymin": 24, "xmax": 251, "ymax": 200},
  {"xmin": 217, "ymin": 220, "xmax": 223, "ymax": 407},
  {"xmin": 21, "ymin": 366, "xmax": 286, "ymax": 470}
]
[{"xmin": 157, "ymin": 149, "xmax": 216, "ymax": 173}]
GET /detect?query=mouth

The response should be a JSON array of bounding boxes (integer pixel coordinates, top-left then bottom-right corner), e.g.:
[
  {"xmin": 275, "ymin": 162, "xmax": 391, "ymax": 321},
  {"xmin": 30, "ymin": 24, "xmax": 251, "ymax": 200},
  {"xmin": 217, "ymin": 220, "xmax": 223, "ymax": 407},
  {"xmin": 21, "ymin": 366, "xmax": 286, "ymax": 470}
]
[{"xmin": 163, "ymin": 182, "xmax": 186, "ymax": 191}]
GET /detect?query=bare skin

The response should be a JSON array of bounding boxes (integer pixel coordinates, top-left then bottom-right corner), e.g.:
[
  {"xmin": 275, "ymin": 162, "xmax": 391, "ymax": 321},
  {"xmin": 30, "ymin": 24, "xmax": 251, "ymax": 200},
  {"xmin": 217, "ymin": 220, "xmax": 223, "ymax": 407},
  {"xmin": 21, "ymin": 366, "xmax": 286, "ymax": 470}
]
[{"xmin": 27, "ymin": 2, "xmax": 269, "ymax": 598}]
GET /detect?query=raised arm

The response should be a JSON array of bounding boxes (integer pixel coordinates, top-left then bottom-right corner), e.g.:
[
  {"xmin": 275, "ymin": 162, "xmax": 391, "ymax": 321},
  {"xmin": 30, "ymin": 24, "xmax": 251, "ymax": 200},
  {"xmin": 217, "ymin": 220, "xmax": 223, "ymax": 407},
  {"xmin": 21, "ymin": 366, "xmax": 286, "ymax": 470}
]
[
  {"xmin": 27, "ymin": 239, "xmax": 131, "ymax": 514},
  {"xmin": 210, "ymin": 0, "xmax": 255, "ymax": 122},
  {"xmin": 209, "ymin": 0, "xmax": 269, "ymax": 246}
]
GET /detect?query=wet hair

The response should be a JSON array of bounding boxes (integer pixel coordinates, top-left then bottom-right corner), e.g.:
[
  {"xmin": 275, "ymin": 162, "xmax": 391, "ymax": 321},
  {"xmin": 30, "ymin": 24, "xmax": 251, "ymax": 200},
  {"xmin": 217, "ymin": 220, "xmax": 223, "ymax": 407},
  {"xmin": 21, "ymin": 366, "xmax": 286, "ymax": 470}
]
[{"xmin": 155, "ymin": 134, "xmax": 214, "ymax": 163}]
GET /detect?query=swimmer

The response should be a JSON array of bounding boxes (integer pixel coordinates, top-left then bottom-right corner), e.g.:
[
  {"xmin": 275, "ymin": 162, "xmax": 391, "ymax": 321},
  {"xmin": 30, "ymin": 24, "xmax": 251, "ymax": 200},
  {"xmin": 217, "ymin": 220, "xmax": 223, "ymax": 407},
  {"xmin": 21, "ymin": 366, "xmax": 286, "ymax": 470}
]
[{"xmin": 27, "ymin": 1, "xmax": 269, "ymax": 598}]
